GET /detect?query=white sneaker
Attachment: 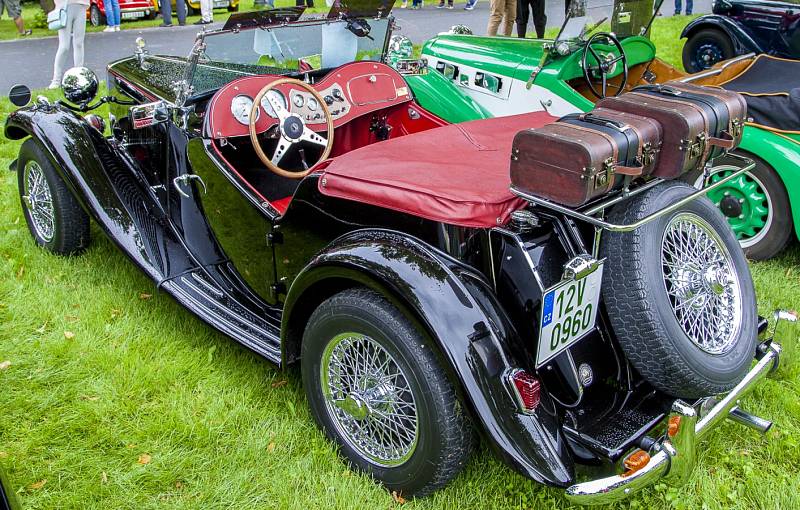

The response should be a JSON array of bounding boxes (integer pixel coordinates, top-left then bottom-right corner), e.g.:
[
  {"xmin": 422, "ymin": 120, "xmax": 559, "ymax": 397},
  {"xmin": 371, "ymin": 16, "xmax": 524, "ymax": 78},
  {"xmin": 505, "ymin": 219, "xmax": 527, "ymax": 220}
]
[
  {"xmin": 114, "ymin": 26, "xmax": 120, "ymax": 31},
  {"xmin": 103, "ymin": 26, "xmax": 114, "ymax": 32},
  {"xmin": 48, "ymin": 80, "xmax": 60, "ymax": 89}
]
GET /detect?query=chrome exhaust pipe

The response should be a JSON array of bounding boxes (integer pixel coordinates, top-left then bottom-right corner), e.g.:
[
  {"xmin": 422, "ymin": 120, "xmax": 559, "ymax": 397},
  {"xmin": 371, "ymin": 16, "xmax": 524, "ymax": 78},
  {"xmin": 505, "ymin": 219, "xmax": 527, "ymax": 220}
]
[{"xmin": 728, "ymin": 406, "xmax": 772, "ymax": 434}]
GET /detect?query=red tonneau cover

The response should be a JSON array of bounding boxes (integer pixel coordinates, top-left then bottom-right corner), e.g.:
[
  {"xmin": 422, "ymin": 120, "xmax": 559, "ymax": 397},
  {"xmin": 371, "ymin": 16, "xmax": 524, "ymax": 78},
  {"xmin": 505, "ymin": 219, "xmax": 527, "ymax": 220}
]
[{"xmin": 318, "ymin": 111, "xmax": 557, "ymax": 228}]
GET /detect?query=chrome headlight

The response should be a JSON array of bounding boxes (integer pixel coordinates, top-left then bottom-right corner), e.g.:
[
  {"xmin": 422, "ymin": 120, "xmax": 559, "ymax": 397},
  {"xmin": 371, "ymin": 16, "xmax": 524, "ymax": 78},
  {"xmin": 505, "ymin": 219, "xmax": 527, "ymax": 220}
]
[
  {"xmin": 61, "ymin": 67, "xmax": 99, "ymax": 106},
  {"xmin": 555, "ymin": 41, "xmax": 571, "ymax": 56},
  {"xmin": 388, "ymin": 35, "xmax": 414, "ymax": 60},
  {"xmin": 230, "ymin": 95, "xmax": 258, "ymax": 125},
  {"xmin": 448, "ymin": 24, "xmax": 473, "ymax": 35}
]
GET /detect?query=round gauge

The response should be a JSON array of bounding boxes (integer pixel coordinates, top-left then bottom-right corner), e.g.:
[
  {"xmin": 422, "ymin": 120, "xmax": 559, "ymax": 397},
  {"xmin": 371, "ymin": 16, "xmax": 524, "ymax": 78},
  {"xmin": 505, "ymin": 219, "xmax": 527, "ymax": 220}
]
[
  {"xmin": 293, "ymin": 94, "xmax": 305, "ymax": 108},
  {"xmin": 230, "ymin": 95, "xmax": 258, "ymax": 125},
  {"xmin": 307, "ymin": 97, "xmax": 318, "ymax": 111},
  {"xmin": 260, "ymin": 90, "xmax": 287, "ymax": 118}
]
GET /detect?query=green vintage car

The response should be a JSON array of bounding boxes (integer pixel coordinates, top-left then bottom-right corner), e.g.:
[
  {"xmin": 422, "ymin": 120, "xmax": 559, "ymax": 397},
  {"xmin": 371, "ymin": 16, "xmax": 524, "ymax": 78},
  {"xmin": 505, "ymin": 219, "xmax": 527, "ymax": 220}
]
[{"xmin": 395, "ymin": 0, "xmax": 800, "ymax": 260}]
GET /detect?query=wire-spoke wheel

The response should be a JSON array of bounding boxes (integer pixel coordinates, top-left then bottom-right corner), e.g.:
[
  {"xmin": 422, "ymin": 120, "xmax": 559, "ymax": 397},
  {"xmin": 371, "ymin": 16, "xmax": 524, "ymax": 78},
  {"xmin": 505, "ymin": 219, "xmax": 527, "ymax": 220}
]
[
  {"xmin": 321, "ymin": 332, "xmax": 418, "ymax": 467},
  {"xmin": 17, "ymin": 138, "xmax": 90, "ymax": 255},
  {"xmin": 22, "ymin": 160, "xmax": 56, "ymax": 243},
  {"xmin": 302, "ymin": 288, "xmax": 473, "ymax": 498},
  {"xmin": 661, "ymin": 213, "xmax": 742, "ymax": 355},
  {"xmin": 601, "ymin": 182, "xmax": 757, "ymax": 398}
]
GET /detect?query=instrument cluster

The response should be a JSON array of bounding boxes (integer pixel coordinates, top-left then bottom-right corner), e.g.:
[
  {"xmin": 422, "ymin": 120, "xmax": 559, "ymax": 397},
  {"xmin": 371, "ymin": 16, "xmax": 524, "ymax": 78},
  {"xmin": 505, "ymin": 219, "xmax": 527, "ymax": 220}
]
[{"xmin": 229, "ymin": 84, "xmax": 352, "ymax": 126}]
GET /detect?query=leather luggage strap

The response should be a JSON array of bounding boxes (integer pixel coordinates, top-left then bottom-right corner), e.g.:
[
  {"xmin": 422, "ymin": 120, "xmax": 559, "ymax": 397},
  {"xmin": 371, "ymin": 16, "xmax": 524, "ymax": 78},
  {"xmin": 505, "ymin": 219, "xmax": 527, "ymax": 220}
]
[{"xmin": 565, "ymin": 121, "xmax": 644, "ymax": 176}]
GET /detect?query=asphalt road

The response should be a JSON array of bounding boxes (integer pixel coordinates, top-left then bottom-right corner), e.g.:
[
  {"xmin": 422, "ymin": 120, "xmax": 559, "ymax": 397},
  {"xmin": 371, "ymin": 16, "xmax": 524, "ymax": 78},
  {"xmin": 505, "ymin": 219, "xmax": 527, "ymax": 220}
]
[{"xmin": 0, "ymin": 0, "xmax": 710, "ymax": 92}]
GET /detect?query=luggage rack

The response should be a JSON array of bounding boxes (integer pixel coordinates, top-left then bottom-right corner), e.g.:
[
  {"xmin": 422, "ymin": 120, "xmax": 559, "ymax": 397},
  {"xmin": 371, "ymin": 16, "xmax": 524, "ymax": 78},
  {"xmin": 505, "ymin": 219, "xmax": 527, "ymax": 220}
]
[{"xmin": 510, "ymin": 153, "xmax": 756, "ymax": 234}]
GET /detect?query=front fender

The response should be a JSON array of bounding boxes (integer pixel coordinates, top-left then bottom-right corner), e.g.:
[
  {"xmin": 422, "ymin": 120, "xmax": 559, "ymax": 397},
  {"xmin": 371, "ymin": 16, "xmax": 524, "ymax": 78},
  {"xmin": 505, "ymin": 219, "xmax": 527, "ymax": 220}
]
[
  {"xmin": 4, "ymin": 105, "xmax": 190, "ymax": 282},
  {"xmin": 282, "ymin": 229, "xmax": 574, "ymax": 487},
  {"xmin": 680, "ymin": 15, "xmax": 763, "ymax": 54}
]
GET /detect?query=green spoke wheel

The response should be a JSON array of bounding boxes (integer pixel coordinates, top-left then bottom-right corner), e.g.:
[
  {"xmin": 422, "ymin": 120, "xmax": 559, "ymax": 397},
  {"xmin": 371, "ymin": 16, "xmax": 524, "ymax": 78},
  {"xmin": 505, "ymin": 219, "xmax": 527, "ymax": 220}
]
[{"xmin": 693, "ymin": 153, "xmax": 793, "ymax": 261}]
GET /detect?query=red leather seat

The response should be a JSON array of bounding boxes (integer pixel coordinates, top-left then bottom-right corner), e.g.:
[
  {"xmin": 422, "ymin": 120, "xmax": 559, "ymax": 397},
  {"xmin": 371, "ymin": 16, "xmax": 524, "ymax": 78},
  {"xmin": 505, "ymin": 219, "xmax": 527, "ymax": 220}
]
[{"xmin": 318, "ymin": 111, "xmax": 557, "ymax": 227}]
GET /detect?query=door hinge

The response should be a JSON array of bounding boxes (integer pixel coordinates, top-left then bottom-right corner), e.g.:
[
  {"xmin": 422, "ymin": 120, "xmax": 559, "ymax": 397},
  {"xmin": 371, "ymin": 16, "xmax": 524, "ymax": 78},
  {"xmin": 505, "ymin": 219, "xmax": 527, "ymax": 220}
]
[
  {"xmin": 270, "ymin": 282, "xmax": 287, "ymax": 300},
  {"xmin": 266, "ymin": 231, "xmax": 284, "ymax": 246}
]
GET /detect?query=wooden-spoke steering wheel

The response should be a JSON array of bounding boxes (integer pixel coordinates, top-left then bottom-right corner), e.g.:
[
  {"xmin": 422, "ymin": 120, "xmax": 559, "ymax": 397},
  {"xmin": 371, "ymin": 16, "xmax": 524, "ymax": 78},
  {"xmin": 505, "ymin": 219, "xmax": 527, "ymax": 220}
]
[
  {"xmin": 581, "ymin": 32, "xmax": 628, "ymax": 99},
  {"xmin": 249, "ymin": 78, "xmax": 334, "ymax": 179}
]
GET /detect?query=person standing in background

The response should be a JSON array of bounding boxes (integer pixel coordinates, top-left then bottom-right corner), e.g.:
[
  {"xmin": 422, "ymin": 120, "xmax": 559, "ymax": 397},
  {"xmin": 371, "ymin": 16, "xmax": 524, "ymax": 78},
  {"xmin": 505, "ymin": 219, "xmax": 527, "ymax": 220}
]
[
  {"xmin": 516, "ymin": 0, "xmax": 545, "ymax": 38},
  {"xmin": 50, "ymin": 0, "xmax": 88, "ymax": 88},
  {"xmin": 487, "ymin": 0, "xmax": 515, "ymax": 36},
  {"xmin": 0, "ymin": 0, "xmax": 32, "ymax": 36},
  {"xmin": 565, "ymin": 0, "xmax": 571, "ymax": 14},
  {"xmin": 195, "ymin": 0, "xmax": 213, "ymax": 24},
  {"xmin": 103, "ymin": 0, "xmax": 120, "ymax": 32},
  {"xmin": 160, "ymin": 0, "xmax": 186, "ymax": 27},
  {"xmin": 296, "ymin": 0, "xmax": 314, "ymax": 7},
  {"xmin": 674, "ymin": 0, "xmax": 692, "ymax": 15}
]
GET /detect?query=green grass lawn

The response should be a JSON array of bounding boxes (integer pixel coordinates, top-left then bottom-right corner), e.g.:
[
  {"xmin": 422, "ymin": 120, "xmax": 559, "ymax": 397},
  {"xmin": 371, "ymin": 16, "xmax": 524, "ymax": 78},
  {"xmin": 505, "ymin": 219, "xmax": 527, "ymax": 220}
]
[{"xmin": 2, "ymin": 24, "xmax": 800, "ymax": 510}]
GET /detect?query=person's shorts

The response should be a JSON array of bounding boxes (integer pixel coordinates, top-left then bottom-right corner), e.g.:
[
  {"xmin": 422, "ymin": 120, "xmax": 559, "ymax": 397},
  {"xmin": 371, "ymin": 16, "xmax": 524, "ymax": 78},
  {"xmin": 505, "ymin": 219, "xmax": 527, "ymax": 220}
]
[{"xmin": 0, "ymin": 0, "xmax": 22, "ymax": 19}]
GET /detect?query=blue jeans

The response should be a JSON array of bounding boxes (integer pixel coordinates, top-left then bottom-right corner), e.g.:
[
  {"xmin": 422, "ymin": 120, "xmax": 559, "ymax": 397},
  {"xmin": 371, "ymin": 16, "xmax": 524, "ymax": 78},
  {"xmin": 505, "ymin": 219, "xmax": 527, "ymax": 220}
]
[
  {"xmin": 105, "ymin": 0, "xmax": 120, "ymax": 26},
  {"xmin": 162, "ymin": 0, "xmax": 186, "ymax": 25},
  {"xmin": 674, "ymin": 0, "xmax": 692, "ymax": 14}
]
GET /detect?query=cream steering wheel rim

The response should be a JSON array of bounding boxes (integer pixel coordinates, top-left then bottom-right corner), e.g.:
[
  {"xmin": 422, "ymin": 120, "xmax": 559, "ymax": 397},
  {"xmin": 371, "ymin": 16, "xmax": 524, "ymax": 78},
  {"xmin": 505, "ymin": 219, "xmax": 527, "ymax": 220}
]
[{"xmin": 249, "ymin": 77, "xmax": 334, "ymax": 180}]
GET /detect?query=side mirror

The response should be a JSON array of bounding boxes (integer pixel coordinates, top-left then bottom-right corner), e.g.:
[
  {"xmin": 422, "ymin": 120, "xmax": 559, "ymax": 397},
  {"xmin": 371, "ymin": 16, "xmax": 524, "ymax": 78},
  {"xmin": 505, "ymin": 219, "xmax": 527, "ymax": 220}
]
[
  {"xmin": 8, "ymin": 84, "xmax": 31, "ymax": 107},
  {"xmin": 61, "ymin": 67, "xmax": 99, "ymax": 107}
]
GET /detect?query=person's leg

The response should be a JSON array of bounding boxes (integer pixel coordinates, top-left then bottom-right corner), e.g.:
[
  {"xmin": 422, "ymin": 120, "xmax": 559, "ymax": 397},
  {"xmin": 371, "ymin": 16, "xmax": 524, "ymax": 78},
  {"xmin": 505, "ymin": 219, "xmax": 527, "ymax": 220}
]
[
  {"xmin": 161, "ymin": 0, "xmax": 174, "ymax": 25},
  {"xmin": 70, "ymin": 5, "xmax": 86, "ymax": 68},
  {"xmin": 564, "ymin": 0, "xmax": 571, "ymax": 15},
  {"xmin": 502, "ymin": 0, "xmax": 516, "ymax": 36},
  {"xmin": 685, "ymin": 0, "xmax": 692, "ymax": 14},
  {"xmin": 176, "ymin": 0, "xmax": 186, "ymax": 25},
  {"xmin": 674, "ymin": 0, "xmax": 681, "ymax": 15},
  {"xmin": 199, "ymin": 0, "xmax": 212, "ymax": 22},
  {"xmin": 515, "ymin": 0, "xmax": 528, "ymax": 38},
  {"xmin": 532, "ymin": 0, "xmax": 545, "ymax": 38},
  {"xmin": 113, "ymin": 0, "xmax": 122, "ymax": 27},
  {"xmin": 487, "ymin": 0, "xmax": 503, "ymax": 35},
  {"xmin": 52, "ymin": 25, "xmax": 71, "ymax": 85}
]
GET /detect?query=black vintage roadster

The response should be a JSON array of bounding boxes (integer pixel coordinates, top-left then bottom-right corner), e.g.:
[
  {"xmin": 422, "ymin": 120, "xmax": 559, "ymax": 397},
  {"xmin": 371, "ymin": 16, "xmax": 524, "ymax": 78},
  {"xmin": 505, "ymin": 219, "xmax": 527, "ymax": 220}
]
[{"xmin": 4, "ymin": 4, "xmax": 794, "ymax": 505}]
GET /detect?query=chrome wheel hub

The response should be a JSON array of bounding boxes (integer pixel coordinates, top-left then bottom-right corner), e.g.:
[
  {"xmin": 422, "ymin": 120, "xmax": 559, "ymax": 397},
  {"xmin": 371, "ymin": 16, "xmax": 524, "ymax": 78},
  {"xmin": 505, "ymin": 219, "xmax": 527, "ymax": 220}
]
[
  {"xmin": 320, "ymin": 332, "xmax": 418, "ymax": 467},
  {"xmin": 661, "ymin": 213, "xmax": 742, "ymax": 355},
  {"xmin": 22, "ymin": 161, "xmax": 55, "ymax": 242}
]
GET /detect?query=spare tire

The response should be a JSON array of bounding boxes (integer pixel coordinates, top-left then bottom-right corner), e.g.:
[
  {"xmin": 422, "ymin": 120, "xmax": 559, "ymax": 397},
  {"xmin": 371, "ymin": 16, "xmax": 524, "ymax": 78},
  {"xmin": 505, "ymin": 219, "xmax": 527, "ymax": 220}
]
[{"xmin": 600, "ymin": 181, "xmax": 757, "ymax": 399}]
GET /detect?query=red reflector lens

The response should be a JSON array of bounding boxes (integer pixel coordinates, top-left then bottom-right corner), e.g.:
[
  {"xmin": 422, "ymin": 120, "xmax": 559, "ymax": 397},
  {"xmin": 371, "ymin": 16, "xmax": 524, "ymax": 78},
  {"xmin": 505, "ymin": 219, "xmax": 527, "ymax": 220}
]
[{"xmin": 509, "ymin": 369, "xmax": 541, "ymax": 412}]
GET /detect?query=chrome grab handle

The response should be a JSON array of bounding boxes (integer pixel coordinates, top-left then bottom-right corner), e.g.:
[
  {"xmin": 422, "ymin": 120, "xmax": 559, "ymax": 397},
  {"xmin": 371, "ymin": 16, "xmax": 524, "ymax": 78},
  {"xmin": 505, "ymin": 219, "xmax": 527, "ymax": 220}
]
[{"xmin": 173, "ymin": 174, "xmax": 207, "ymax": 199}]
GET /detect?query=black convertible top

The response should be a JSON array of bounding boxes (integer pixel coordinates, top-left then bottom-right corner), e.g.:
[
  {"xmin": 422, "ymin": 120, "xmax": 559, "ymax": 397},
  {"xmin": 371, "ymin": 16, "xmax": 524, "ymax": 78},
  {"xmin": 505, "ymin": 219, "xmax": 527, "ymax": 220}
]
[{"xmin": 719, "ymin": 55, "xmax": 800, "ymax": 133}]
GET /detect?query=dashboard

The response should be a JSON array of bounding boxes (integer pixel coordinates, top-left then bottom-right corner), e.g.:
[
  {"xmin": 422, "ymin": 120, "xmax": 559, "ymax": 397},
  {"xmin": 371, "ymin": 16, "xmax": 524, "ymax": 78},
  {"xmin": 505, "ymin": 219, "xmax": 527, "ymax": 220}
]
[{"xmin": 207, "ymin": 61, "xmax": 413, "ymax": 140}]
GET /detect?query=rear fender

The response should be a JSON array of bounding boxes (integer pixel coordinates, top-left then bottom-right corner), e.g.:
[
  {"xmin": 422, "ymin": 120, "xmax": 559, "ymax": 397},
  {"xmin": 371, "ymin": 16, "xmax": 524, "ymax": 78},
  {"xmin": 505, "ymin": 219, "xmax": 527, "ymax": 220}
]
[
  {"xmin": 738, "ymin": 128, "xmax": 800, "ymax": 242},
  {"xmin": 680, "ymin": 15, "xmax": 763, "ymax": 54},
  {"xmin": 282, "ymin": 229, "xmax": 574, "ymax": 487}
]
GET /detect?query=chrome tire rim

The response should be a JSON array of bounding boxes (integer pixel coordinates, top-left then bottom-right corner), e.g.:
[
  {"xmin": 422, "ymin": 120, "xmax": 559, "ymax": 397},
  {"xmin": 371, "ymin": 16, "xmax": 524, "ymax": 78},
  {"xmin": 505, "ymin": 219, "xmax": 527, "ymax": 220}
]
[
  {"xmin": 661, "ymin": 212, "xmax": 742, "ymax": 355},
  {"xmin": 22, "ymin": 161, "xmax": 55, "ymax": 243},
  {"xmin": 320, "ymin": 332, "xmax": 418, "ymax": 467}
]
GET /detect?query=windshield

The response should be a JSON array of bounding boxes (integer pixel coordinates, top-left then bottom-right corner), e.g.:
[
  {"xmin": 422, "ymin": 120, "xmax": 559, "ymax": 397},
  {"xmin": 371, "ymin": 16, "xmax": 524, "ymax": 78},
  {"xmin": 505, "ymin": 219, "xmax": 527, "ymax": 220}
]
[
  {"xmin": 555, "ymin": 0, "xmax": 665, "ymax": 42},
  {"xmin": 202, "ymin": 16, "xmax": 390, "ymax": 71}
]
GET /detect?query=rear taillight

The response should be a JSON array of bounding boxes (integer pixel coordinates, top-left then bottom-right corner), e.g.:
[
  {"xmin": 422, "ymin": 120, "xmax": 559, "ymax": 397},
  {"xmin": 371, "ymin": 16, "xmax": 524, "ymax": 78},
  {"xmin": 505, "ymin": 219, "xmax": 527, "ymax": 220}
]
[{"xmin": 508, "ymin": 369, "xmax": 541, "ymax": 413}]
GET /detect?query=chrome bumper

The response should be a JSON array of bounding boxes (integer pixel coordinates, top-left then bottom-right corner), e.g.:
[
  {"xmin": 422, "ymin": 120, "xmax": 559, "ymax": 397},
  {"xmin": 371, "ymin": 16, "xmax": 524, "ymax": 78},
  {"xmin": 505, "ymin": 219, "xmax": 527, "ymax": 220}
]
[{"xmin": 565, "ymin": 341, "xmax": 782, "ymax": 506}]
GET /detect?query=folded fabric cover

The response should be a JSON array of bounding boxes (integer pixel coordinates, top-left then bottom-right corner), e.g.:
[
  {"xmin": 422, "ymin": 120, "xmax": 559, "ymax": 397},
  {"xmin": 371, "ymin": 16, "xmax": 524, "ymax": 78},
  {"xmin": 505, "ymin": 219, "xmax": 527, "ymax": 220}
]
[{"xmin": 319, "ymin": 111, "xmax": 557, "ymax": 228}]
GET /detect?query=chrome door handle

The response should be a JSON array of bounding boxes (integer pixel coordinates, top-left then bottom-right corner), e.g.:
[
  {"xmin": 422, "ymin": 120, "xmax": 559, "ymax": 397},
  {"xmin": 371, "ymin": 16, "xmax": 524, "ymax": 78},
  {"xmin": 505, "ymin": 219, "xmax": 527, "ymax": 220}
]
[{"xmin": 173, "ymin": 174, "xmax": 207, "ymax": 198}]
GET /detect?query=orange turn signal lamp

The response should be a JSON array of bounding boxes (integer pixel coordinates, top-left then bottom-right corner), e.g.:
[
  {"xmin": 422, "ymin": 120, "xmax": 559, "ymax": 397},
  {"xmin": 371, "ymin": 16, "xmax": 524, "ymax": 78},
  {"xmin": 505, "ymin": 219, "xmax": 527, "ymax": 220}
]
[
  {"xmin": 621, "ymin": 449, "xmax": 651, "ymax": 477},
  {"xmin": 668, "ymin": 416, "xmax": 681, "ymax": 438}
]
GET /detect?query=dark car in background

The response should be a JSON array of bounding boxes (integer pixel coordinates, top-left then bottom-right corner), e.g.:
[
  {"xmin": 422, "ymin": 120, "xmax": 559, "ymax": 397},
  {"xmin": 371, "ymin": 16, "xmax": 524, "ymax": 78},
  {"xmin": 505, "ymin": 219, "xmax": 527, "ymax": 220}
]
[{"xmin": 681, "ymin": 0, "xmax": 800, "ymax": 72}]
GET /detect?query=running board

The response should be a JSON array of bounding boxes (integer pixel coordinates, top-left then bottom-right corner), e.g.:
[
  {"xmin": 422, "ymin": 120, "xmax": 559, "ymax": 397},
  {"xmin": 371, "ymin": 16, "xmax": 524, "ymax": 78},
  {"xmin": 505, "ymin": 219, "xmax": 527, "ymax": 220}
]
[{"xmin": 162, "ymin": 270, "xmax": 282, "ymax": 364}]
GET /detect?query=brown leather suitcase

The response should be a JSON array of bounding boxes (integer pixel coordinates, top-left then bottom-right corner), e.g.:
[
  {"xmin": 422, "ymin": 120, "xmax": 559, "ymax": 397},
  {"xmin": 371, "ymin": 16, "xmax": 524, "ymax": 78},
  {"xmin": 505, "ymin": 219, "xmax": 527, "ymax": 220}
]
[
  {"xmin": 510, "ymin": 119, "xmax": 646, "ymax": 208},
  {"xmin": 570, "ymin": 108, "xmax": 664, "ymax": 176},
  {"xmin": 661, "ymin": 81, "xmax": 747, "ymax": 148},
  {"xmin": 597, "ymin": 92, "xmax": 720, "ymax": 179}
]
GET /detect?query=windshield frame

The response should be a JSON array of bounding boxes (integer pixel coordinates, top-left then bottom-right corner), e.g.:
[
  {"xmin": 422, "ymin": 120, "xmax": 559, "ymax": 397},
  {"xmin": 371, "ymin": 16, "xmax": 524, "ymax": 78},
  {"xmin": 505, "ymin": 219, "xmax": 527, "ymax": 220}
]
[
  {"xmin": 554, "ymin": 0, "xmax": 666, "ymax": 42},
  {"xmin": 178, "ymin": 11, "xmax": 394, "ymax": 103}
]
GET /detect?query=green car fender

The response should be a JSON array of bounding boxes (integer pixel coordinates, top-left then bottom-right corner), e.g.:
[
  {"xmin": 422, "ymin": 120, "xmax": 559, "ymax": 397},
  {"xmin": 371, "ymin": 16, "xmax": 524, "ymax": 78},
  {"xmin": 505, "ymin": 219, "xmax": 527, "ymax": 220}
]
[
  {"xmin": 737, "ymin": 127, "xmax": 800, "ymax": 241},
  {"xmin": 404, "ymin": 71, "xmax": 493, "ymax": 123}
]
